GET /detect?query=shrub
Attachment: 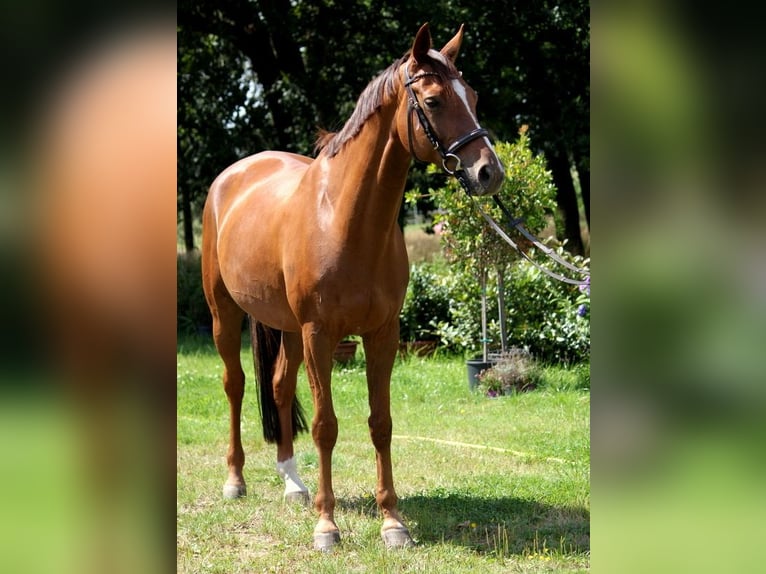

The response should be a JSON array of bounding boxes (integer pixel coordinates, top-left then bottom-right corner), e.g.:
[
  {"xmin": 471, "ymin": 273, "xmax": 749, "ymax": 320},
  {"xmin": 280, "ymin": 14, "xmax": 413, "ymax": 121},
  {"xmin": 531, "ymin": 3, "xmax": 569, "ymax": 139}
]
[
  {"xmin": 399, "ymin": 262, "xmax": 451, "ymax": 342},
  {"xmin": 430, "ymin": 250, "xmax": 590, "ymax": 363},
  {"xmin": 477, "ymin": 348, "xmax": 541, "ymax": 396},
  {"xmin": 426, "ymin": 126, "xmax": 557, "ymax": 276},
  {"xmin": 503, "ymin": 249, "xmax": 590, "ymax": 363},
  {"xmin": 421, "ymin": 127, "xmax": 583, "ymax": 360},
  {"xmin": 177, "ymin": 251, "xmax": 211, "ymax": 334}
]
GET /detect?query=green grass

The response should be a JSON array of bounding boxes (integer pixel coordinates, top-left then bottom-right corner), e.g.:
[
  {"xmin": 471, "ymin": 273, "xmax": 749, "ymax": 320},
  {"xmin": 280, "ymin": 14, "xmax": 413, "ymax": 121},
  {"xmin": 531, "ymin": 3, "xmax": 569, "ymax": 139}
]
[{"xmin": 177, "ymin": 333, "xmax": 590, "ymax": 572}]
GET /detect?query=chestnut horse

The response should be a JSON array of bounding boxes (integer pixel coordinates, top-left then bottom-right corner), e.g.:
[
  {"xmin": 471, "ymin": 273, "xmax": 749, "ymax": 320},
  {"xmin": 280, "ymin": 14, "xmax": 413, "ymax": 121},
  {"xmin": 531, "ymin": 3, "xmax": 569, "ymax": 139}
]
[{"xmin": 201, "ymin": 23, "xmax": 503, "ymax": 551}]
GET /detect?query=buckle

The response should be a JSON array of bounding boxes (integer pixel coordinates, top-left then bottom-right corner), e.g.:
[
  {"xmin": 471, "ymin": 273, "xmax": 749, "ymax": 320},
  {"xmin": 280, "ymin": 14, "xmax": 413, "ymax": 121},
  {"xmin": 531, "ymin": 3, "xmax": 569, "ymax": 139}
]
[{"xmin": 442, "ymin": 153, "xmax": 462, "ymax": 175}]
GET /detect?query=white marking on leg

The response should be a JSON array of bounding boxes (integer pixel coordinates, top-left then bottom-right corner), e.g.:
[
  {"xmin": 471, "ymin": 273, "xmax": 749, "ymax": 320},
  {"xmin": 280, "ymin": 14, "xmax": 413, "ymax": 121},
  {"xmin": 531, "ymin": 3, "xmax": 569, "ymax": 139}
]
[{"xmin": 276, "ymin": 456, "xmax": 310, "ymax": 501}]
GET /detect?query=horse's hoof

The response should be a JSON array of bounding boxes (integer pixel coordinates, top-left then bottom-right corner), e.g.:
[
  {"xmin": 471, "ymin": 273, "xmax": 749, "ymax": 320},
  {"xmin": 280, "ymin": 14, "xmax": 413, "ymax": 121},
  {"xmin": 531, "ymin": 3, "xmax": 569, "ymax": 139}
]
[
  {"xmin": 284, "ymin": 490, "xmax": 311, "ymax": 506},
  {"xmin": 313, "ymin": 530, "xmax": 341, "ymax": 552},
  {"xmin": 222, "ymin": 483, "xmax": 246, "ymax": 499},
  {"xmin": 382, "ymin": 526, "xmax": 415, "ymax": 549}
]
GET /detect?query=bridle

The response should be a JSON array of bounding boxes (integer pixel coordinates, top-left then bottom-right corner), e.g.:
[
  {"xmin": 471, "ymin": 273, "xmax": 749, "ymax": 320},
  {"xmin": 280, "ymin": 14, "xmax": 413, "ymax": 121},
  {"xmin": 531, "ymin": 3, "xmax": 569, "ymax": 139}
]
[{"xmin": 404, "ymin": 67, "xmax": 489, "ymax": 194}]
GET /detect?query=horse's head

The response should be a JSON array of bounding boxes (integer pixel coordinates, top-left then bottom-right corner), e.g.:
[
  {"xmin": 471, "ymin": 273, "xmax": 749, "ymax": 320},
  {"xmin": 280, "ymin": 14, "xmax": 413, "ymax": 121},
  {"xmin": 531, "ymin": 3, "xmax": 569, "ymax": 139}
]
[{"xmin": 397, "ymin": 23, "xmax": 504, "ymax": 196}]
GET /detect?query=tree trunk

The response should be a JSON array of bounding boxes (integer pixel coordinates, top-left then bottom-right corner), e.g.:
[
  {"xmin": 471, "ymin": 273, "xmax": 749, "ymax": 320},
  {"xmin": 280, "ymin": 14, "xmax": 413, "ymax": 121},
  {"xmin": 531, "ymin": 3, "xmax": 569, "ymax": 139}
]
[
  {"xmin": 496, "ymin": 265, "xmax": 508, "ymax": 353},
  {"xmin": 181, "ymin": 184, "xmax": 194, "ymax": 253},
  {"xmin": 549, "ymin": 148, "xmax": 584, "ymax": 255},
  {"xmin": 576, "ymin": 155, "xmax": 590, "ymax": 230},
  {"xmin": 480, "ymin": 268, "xmax": 489, "ymax": 362}
]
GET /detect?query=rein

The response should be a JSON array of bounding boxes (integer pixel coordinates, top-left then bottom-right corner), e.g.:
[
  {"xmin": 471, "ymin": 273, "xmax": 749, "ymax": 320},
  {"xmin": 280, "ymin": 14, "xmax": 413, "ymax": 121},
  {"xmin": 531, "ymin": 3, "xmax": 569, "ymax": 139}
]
[
  {"xmin": 403, "ymin": 66, "xmax": 589, "ymax": 286},
  {"xmin": 471, "ymin": 195, "xmax": 590, "ymax": 286}
]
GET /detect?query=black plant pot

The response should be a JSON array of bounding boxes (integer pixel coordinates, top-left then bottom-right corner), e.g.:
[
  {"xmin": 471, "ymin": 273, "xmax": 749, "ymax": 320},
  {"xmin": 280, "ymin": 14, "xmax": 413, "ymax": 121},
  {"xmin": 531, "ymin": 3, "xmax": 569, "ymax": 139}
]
[{"xmin": 466, "ymin": 357, "xmax": 496, "ymax": 392}]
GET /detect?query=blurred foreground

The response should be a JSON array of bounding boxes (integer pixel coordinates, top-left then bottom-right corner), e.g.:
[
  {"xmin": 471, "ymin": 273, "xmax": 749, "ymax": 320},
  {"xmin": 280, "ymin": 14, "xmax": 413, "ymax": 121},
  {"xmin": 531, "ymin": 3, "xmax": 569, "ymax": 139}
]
[
  {"xmin": 593, "ymin": 3, "xmax": 766, "ymax": 573},
  {"xmin": 0, "ymin": 6, "xmax": 175, "ymax": 574}
]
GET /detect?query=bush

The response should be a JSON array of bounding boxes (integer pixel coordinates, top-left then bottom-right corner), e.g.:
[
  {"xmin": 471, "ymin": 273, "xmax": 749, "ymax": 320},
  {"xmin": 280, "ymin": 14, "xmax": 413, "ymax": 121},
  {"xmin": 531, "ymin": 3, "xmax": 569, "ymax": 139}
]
[
  {"xmin": 430, "ymin": 251, "xmax": 590, "ymax": 363},
  {"xmin": 477, "ymin": 348, "xmax": 541, "ymax": 396},
  {"xmin": 503, "ymin": 250, "xmax": 590, "ymax": 363},
  {"xmin": 177, "ymin": 252, "xmax": 211, "ymax": 334},
  {"xmin": 426, "ymin": 127, "xmax": 557, "ymax": 275},
  {"xmin": 399, "ymin": 262, "xmax": 451, "ymax": 342}
]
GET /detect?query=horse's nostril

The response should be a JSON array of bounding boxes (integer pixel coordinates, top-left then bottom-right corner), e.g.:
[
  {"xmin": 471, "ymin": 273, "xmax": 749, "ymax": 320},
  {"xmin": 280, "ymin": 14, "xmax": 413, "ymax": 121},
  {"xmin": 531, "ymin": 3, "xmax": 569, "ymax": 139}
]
[{"xmin": 479, "ymin": 164, "xmax": 491, "ymax": 185}]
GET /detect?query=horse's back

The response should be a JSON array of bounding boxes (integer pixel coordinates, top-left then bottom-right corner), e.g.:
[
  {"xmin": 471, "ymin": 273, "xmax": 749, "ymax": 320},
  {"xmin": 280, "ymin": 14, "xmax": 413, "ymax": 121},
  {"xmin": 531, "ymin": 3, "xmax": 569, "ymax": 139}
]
[{"xmin": 205, "ymin": 151, "xmax": 312, "ymax": 229}]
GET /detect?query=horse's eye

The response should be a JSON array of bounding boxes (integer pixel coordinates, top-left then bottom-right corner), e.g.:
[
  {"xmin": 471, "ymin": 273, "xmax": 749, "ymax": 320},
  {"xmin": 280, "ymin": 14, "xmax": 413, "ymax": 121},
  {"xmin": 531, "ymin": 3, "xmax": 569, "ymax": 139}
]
[{"xmin": 423, "ymin": 97, "xmax": 440, "ymax": 110}]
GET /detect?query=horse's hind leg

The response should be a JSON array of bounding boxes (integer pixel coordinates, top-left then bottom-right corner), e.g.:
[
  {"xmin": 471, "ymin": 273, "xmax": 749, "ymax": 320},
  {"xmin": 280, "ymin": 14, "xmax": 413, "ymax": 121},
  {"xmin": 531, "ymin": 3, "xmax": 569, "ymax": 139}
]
[
  {"xmin": 211, "ymin": 300, "xmax": 247, "ymax": 498},
  {"xmin": 273, "ymin": 331, "xmax": 310, "ymax": 504},
  {"xmin": 202, "ymin": 234, "xmax": 247, "ymax": 498}
]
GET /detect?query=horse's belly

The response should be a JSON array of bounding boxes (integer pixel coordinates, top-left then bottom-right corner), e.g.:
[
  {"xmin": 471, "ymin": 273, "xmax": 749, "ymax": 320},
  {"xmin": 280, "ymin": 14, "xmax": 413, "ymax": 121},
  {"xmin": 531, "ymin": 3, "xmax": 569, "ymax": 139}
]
[
  {"xmin": 218, "ymin": 252, "xmax": 301, "ymax": 332},
  {"xmin": 235, "ymin": 295, "xmax": 302, "ymax": 333}
]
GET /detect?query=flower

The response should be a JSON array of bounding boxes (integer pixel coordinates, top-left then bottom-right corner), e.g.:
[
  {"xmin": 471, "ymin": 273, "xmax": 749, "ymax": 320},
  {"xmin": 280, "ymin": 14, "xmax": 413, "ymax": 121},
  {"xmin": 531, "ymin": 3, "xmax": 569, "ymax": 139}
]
[
  {"xmin": 575, "ymin": 276, "xmax": 590, "ymax": 318},
  {"xmin": 578, "ymin": 275, "xmax": 590, "ymax": 296}
]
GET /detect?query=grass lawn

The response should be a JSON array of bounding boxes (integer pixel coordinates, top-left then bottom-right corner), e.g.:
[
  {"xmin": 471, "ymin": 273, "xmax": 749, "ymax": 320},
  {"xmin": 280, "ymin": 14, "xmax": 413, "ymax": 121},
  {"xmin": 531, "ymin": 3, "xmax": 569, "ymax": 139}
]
[{"xmin": 177, "ymin": 334, "xmax": 590, "ymax": 572}]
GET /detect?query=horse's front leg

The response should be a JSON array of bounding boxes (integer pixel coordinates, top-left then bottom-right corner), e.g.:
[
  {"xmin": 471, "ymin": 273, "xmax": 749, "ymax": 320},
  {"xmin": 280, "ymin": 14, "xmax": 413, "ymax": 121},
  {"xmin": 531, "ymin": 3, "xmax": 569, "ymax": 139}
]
[
  {"xmin": 363, "ymin": 323, "xmax": 414, "ymax": 548},
  {"xmin": 273, "ymin": 331, "xmax": 310, "ymax": 505},
  {"xmin": 302, "ymin": 323, "xmax": 340, "ymax": 551}
]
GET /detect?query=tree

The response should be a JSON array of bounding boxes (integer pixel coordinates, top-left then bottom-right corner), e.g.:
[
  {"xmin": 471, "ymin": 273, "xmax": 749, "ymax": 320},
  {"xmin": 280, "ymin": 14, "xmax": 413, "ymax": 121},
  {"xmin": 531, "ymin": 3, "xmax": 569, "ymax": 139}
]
[{"xmin": 178, "ymin": 26, "xmax": 255, "ymax": 252}]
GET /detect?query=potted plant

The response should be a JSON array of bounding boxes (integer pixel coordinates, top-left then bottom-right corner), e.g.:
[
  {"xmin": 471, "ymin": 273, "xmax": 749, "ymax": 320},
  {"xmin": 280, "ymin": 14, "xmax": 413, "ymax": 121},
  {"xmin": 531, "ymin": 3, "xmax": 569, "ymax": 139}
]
[
  {"xmin": 475, "ymin": 348, "xmax": 539, "ymax": 396},
  {"xmin": 426, "ymin": 127, "xmax": 557, "ymax": 387},
  {"xmin": 333, "ymin": 339, "xmax": 359, "ymax": 364}
]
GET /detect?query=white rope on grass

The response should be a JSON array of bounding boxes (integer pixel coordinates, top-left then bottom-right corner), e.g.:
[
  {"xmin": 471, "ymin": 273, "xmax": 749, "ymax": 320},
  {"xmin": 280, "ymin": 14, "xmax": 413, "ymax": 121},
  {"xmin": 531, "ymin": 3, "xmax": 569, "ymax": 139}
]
[{"xmin": 391, "ymin": 434, "xmax": 569, "ymax": 465}]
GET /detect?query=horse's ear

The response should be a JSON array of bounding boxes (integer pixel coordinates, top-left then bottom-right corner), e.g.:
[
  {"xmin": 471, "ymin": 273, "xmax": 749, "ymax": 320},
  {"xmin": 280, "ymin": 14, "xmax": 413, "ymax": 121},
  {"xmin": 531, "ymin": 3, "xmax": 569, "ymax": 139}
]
[
  {"xmin": 412, "ymin": 23, "xmax": 432, "ymax": 64},
  {"xmin": 440, "ymin": 24, "xmax": 465, "ymax": 63}
]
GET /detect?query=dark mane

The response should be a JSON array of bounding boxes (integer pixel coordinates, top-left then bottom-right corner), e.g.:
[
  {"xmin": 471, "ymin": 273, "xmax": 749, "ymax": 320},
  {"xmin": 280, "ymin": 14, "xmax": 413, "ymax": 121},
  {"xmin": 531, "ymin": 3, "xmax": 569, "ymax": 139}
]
[{"xmin": 315, "ymin": 52, "xmax": 458, "ymax": 158}]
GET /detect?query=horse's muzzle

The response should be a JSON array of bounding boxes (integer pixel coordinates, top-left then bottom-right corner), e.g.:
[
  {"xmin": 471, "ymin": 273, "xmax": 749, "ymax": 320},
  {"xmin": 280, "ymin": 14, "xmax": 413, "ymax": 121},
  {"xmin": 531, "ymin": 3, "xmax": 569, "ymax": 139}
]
[{"xmin": 467, "ymin": 153, "xmax": 504, "ymax": 196}]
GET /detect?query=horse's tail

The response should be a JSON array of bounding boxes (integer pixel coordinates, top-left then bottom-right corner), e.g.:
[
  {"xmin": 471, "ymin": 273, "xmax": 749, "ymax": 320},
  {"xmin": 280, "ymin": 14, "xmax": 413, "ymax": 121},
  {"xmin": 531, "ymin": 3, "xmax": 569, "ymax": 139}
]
[{"xmin": 250, "ymin": 318, "xmax": 308, "ymax": 444}]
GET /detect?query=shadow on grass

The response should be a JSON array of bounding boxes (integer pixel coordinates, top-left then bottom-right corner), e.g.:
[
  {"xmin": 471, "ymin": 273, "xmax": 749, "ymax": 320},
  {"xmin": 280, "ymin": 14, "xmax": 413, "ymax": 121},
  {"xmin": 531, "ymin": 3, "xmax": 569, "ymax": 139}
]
[{"xmin": 338, "ymin": 492, "xmax": 589, "ymax": 556}]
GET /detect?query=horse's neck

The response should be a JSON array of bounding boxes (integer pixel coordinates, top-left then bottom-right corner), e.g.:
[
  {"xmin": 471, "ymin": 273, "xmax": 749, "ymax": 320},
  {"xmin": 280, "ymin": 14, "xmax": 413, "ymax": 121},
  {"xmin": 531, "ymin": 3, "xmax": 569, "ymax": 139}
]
[{"xmin": 324, "ymin": 106, "xmax": 410, "ymax": 245}]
